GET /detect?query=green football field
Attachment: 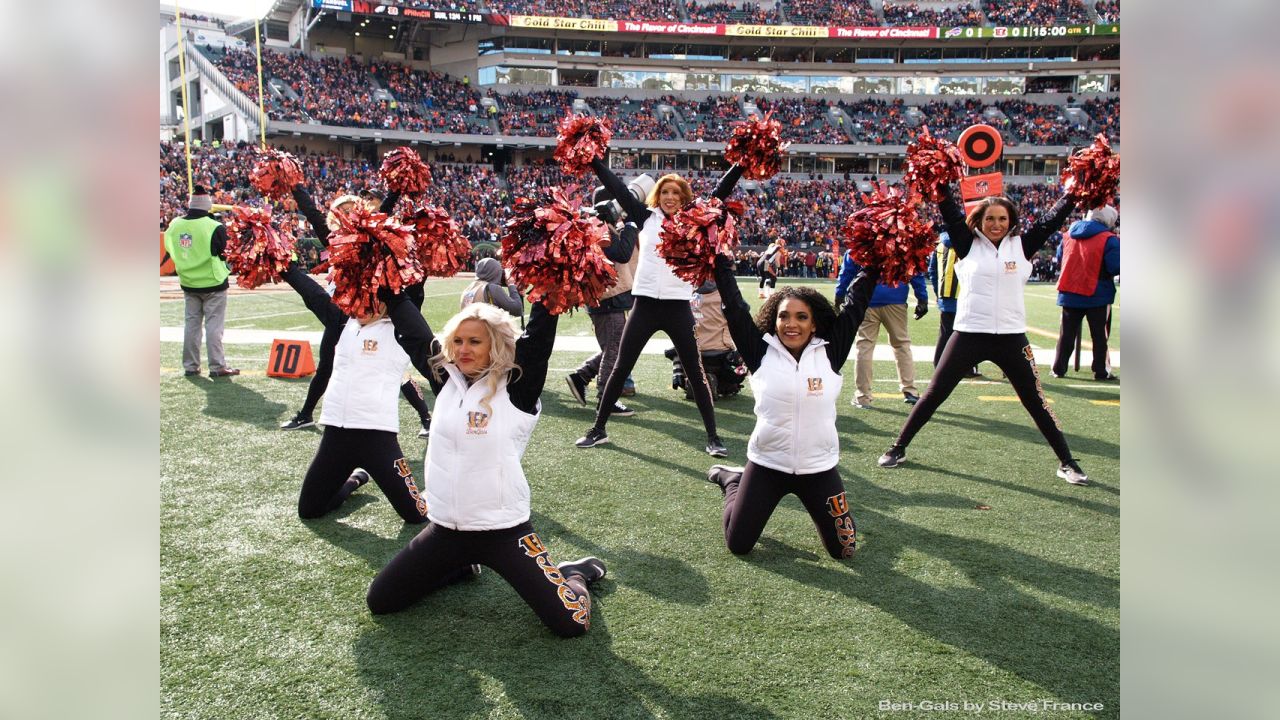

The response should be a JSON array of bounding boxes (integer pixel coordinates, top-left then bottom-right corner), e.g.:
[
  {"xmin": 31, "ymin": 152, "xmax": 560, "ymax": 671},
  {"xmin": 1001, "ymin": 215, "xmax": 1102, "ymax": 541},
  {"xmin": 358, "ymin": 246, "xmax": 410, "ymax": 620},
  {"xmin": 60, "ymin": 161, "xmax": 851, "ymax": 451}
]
[{"xmin": 161, "ymin": 277, "xmax": 1119, "ymax": 720}]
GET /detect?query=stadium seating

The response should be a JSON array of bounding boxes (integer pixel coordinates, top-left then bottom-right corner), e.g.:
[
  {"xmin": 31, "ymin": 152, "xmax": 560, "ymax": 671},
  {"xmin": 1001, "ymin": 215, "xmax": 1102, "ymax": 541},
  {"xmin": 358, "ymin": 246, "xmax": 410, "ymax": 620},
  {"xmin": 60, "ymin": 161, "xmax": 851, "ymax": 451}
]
[
  {"xmin": 882, "ymin": 2, "xmax": 986, "ymax": 27},
  {"xmin": 483, "ymin": 0, "xmax": 683, "ymax": 22},
  {"xmin": 981, "ymin": 0, "xmax": 1092, "ymax": 26},
  {"xmin": 684, "ymin": 1, "xmax": 783, "ymax": 24}
]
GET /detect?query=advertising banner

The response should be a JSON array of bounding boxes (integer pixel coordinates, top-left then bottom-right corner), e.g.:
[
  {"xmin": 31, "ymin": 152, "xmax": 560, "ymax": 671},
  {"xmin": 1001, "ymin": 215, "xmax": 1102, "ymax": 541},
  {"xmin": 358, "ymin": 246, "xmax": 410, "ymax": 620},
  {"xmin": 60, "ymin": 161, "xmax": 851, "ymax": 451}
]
[
  {"xmin": 617, "ymin": 20, "xmax": 723, "ymax": 35},
  {"xmin": 334, "ymin": 3, "xmax": 1116, "ymax": 41},
  {"xmin": 726, "ymin": 24, "xmax": 827, "ymax": 38},
  {"xmin": 507, "ymin": 15, "xmax": 619, "ymax": 32},
  {"xmin": 829, "ymin": 26, "xmax": 938, "ymax": 39}
]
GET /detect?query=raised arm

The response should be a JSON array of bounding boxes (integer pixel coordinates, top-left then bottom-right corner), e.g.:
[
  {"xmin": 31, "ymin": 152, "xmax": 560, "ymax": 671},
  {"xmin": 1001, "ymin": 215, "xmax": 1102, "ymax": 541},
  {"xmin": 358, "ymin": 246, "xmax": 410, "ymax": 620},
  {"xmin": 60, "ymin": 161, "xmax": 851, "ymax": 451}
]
[
  {"xmin": 280, "ymin": 262, "xmax": 346, "ymax": 328},
  {"xmin": 379, "ymin": 190, "xmax": 401, "ymax": 215},
  {"xmin": 507, "ymin": 302, "xmax": 559, "ymax": 415},
  {"xmin": 291, "ymin": 184, "xmax": 332, "ymax": 247},
  {"xmin": 602, "ymin": 222, "xmax": 637, "ymax": 264},
  {"xmin": 590, "ymin": 158, "xmax": 650, "ymax": 222},
  {"xmin": 712, "ymin": 164, "xmax": 745, "ymax": 201},
  {"xmin": 384, "ymin": 293, "xmax": 445, "ymax": 396},
  {"xmin": 713, "ymin": 254, "xmax": 766, "ymax": 372},
  {"xmin": 833, "ymin": 251, "xmax": 856, "ymax": 304},
  {"xmin": 487, "ymin": 282, "xmax": 525, "ymax": 318},
  {"xmin": 824, "ymin": 270, "xmax": 877, "ymax": 372},
  {"xmin": 938, "ymin": 184, "xmax": 974, "ymax": 259},
  {"xmin": 1022, "ymin": 194, "xmax": 1076, "ymax": 259}
]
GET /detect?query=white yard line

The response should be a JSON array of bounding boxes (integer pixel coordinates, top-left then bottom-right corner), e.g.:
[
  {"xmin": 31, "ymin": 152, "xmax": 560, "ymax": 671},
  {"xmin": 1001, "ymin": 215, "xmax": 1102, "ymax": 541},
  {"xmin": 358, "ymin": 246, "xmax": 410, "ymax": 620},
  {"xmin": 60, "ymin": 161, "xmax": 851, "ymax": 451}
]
[{"xmin": 160, "ymin": 327, "xmax": 1119, "ymax": 367}]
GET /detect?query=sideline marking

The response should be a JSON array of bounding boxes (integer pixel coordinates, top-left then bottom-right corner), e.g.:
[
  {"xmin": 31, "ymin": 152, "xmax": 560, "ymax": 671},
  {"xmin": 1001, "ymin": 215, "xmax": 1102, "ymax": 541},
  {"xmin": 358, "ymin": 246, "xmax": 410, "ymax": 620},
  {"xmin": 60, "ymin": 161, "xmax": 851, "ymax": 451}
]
[
  {"xmin": 1090, "ymin": 399, "xmax": 1120, "ymax": 407},
  {"xmin": 978, "ymin": 395, "xmax": 1055, "ymax": 403}
]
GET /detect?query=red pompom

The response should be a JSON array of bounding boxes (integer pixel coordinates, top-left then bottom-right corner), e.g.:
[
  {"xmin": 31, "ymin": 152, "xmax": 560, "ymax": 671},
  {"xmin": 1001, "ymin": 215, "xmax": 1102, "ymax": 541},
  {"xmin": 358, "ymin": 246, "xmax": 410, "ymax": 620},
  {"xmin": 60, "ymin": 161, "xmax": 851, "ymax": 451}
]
[
  {"xmin": 223, "ymin": 205, "xmax": 297, "ymax": 290},
  {"xmin": 724, "ymin": 111, "xmax": 789, "ymax": 181},
  {"xmin": 500, "ymin": 187, "xmax": 616, "ymax": 315},
  {"xmin": 841, "ymin": 184, "xmax": 936, "ymax": 286},
  {"xmin": 248, "ymin": 148, "xmax": 304, "ymax": 200},
  {"xmin": 326, "ymin": 204, "xmax": 424, "ymax": 317},
  {"xmin": 379, "ymin": 147, "xmax": 432, "ymax": 195},
  {"xmin": 1061, "ymin": 134, "xmax": 1120, "ymax": 209},
  {"xmin": 403, "ymin": 202, "xmax": 469, "ymax": 277},
  {"xmin": 554, "ymin": 114, "xmax": 613, "ymax": 178},
  {"xmin": 904, "ymin": 126, "xmax": 966, "ymax": 202},
  {"xmin": 658, "ymin": 197, "xmax": 745, "ymax": 287}
]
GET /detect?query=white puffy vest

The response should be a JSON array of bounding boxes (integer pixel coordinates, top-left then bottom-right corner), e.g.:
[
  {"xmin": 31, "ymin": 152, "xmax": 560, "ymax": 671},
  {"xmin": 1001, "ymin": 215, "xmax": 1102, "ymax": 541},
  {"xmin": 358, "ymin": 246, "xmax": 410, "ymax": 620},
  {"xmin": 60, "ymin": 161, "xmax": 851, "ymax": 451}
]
[
  {"xmin": 746, "ymin": 335, "xmax": 843, "ymax": 475},
  {"xmin": 954, "ymin": 232, "xmax": 1032, "ymax": 334},
  {"xmin": 319, "ymin": 318, "xmax": 410, "ymax": 433},
  {"xmin": 629, "ymin": 211, "xmax": 696, "ymax": 300},
  {"xmin": 422, "ymin": 365, "xmax": 540, "ymax": 531}
]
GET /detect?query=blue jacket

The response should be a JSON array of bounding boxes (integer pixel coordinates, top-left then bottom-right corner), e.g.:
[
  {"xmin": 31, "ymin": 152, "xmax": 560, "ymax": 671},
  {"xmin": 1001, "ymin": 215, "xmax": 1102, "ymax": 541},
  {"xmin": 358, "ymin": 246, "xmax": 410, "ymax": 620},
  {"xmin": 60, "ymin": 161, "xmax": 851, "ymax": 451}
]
[
  {"xmin": 927, "ymin": 232, "xmax": 957, "ymax": 313},
  {"xmin": 834, "ymin": 250, "xmax": 928, "ymax": 307},
  {"xmin": 1056, "ymin": 220, "xmax": 1120, "ymax": 308}
]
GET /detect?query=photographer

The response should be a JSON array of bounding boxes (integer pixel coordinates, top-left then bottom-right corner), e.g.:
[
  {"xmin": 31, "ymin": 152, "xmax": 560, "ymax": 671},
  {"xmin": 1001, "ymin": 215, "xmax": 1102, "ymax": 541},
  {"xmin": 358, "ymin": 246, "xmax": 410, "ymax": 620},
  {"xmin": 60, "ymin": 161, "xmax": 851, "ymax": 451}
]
[
  {"xmin": 461, "ymin": 257, "xmax": 524, "ymax": 320},
  {"xmin": 566, "ymin": 177, "xmax": 650, "ymax": 416}
]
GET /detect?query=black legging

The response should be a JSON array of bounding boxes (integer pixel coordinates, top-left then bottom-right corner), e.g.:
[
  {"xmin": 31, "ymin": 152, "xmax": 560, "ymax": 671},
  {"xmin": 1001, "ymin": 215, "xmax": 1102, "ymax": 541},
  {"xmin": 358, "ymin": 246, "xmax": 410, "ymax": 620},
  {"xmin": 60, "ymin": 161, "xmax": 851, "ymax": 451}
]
[
  {"xmin": 718, "ymin": 463, "xmax": 856, "ymax": 559},
  {"xmin": 758, "ymin": 271, "xmax": 777, "ymax": 290},
  {"xmin": 298, "ymin": 426, "xmax": 429, "ymax": 523},
  {"xmin": 593, "ymin": 296, "xmax": 717, "ymax": 438},
  {"xmin": 367, "ymin": 521, "xmax": 593, "ymax": 638},
  {"xmin": 299, "ymin": 323, "xmax": 341, "ymax": 417},
  {"xmin": 894, "ymin": 331, "xmax": 1073, "ymax": 462}
]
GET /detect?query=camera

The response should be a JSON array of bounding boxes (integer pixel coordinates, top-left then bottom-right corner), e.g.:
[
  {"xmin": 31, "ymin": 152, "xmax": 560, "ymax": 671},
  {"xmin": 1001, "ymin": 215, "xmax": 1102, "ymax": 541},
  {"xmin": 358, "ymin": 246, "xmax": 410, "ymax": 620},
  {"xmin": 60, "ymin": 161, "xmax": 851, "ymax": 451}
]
[{"xmin": 590, "ymin": 173, "xmax": 655, "ymax": 226}]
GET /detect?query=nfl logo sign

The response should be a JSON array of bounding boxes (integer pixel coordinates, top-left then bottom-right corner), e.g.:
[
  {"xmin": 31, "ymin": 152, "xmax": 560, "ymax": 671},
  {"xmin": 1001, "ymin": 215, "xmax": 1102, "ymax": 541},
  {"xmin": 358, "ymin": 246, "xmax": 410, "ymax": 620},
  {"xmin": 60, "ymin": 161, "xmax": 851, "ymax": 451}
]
[{"xmin": 179, "ymin": 233, "xmax": 193, "ymax": 249}]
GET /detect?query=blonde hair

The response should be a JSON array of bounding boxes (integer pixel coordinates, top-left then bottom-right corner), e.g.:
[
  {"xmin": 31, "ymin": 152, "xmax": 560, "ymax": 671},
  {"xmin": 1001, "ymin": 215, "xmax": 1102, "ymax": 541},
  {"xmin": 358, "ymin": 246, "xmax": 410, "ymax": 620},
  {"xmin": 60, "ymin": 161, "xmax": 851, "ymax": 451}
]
[
  {"xmin": 645, "ymin": 174, "xmax": 693, "ymax": 210},
  {"xmin": 429, "ymin": 303, "xmax": 522, "ymax": 415},
  {"xmin": 326, "ymin": 194, "xmax": 362, "ymax": 232}
]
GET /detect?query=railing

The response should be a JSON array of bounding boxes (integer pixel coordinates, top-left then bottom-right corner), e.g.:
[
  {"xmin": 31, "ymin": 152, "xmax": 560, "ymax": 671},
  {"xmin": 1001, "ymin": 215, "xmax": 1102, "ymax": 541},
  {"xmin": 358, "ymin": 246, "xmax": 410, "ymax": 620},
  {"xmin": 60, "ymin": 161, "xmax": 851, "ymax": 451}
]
[{"xmin": 178, "ymin": 42, "xmax": 265, "ymax": 134}]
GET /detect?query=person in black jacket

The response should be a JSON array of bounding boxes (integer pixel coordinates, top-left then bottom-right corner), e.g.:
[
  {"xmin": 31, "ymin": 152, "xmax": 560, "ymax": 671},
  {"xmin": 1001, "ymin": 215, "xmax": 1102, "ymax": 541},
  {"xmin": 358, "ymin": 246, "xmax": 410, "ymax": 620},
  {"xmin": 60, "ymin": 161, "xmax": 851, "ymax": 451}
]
[
  {"xmin": 574, "ymin": 159, "xmax": 744, "ymax": 457},
  {"xmin": 278, "ymin": 185, "xmax": 434, "ymax": 438},
  {"xmin": 565, "ymin": 216, "xmax": 639, "ymax": 416},
  {"xmin": 705, "ymin": 253, "xmax": 876, "ymax": 558}
]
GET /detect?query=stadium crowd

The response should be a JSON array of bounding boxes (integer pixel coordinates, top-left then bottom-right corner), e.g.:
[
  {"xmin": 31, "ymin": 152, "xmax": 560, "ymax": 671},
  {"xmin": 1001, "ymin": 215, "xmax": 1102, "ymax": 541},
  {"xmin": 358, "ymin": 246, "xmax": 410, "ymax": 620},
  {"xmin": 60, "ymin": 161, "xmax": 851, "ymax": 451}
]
[
  {"xmin": 207, "ymin": 47, "xmax": 1118, "ymax": 145},
  {"xmin": 1094, "ymin": 0, "xmax": 1118, "ymax": 23},
  {"xmin": 484, "ymin": 0, "xmax": 683, "ymax": 21},
  {"xmin": 981, "ymin": 0, "xmax": 1092, "ymax": 25},
  {"xmin": 783, "ymin": 0, "xmax": 878, "ymax": 25},
  {"xmin": 684, "ymin": 1, "xmax": 783, "ymax": 24},
  {"xmin": 496, "ymin": 90, "xmax": 578, "ymax": 136},
  {"xmin": 882, "ymin": 2, "xmax": 986, "ymax": 26}
]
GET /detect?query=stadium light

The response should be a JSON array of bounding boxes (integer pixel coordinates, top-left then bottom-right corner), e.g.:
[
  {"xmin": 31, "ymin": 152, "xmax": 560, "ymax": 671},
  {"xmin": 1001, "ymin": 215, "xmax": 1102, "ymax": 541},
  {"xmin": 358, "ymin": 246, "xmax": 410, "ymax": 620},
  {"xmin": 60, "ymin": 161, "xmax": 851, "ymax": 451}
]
[{"xmin": 355, "ymin": 32, "xmax": 360, "ymax": 36}]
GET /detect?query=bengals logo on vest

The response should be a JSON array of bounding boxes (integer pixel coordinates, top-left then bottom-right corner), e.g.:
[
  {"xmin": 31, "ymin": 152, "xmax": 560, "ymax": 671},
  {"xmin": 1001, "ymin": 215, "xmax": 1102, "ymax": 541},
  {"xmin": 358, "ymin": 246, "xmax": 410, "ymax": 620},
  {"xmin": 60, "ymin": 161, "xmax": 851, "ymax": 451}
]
[
  {"xmin": 806, "ymin": 377, "xmax": 824, "ymax": 396},
  {"xmin": 1004, "ymin": 261, "xmax": 1019, "ymax": 273},
  {"xmin": 362, "ymin": 339, "xmax": 378, "ymax": 354},
  {"xmin": 466, "ymin": 411, "xmax": 490, "ymax": 435}
]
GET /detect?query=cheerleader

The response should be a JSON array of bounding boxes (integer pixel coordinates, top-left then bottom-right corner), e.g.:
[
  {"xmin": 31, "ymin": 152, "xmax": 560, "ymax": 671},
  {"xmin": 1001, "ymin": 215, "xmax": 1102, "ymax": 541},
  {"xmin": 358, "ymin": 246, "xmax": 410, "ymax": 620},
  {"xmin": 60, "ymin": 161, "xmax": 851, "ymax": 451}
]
[
  {"xmin": 366, "ymin": 293, "xmax": 607, "ymax": 638},
  {"xmin": 279, "ymin": 185, "xmax": 434, "ymax": 437},
  {"xmin": 574, "ymin": 158, "xmax": 744, "ymax": 457},
  {"xmin": 702, "ymin": 252, "xmax": 876, "ymax": 558},
  {"xmin": 756, "ymin": 239, "xmax": 785, "ymax": 298},
  {"xmin": 278, "ymin": 262, "xmax": 430, "ymax": 523},
  {"xmin": 877, "ymin": 185, "xmax": 1091, "ymax": 486}
]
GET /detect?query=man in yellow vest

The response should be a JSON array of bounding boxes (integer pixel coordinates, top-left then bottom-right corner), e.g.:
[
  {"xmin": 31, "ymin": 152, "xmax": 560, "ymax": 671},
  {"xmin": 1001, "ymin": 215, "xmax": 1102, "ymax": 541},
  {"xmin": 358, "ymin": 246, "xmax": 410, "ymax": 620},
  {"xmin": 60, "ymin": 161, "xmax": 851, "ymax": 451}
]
[{"xmin": 163, "ymin": 185, "xmax": 240, "ymax": 377}]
